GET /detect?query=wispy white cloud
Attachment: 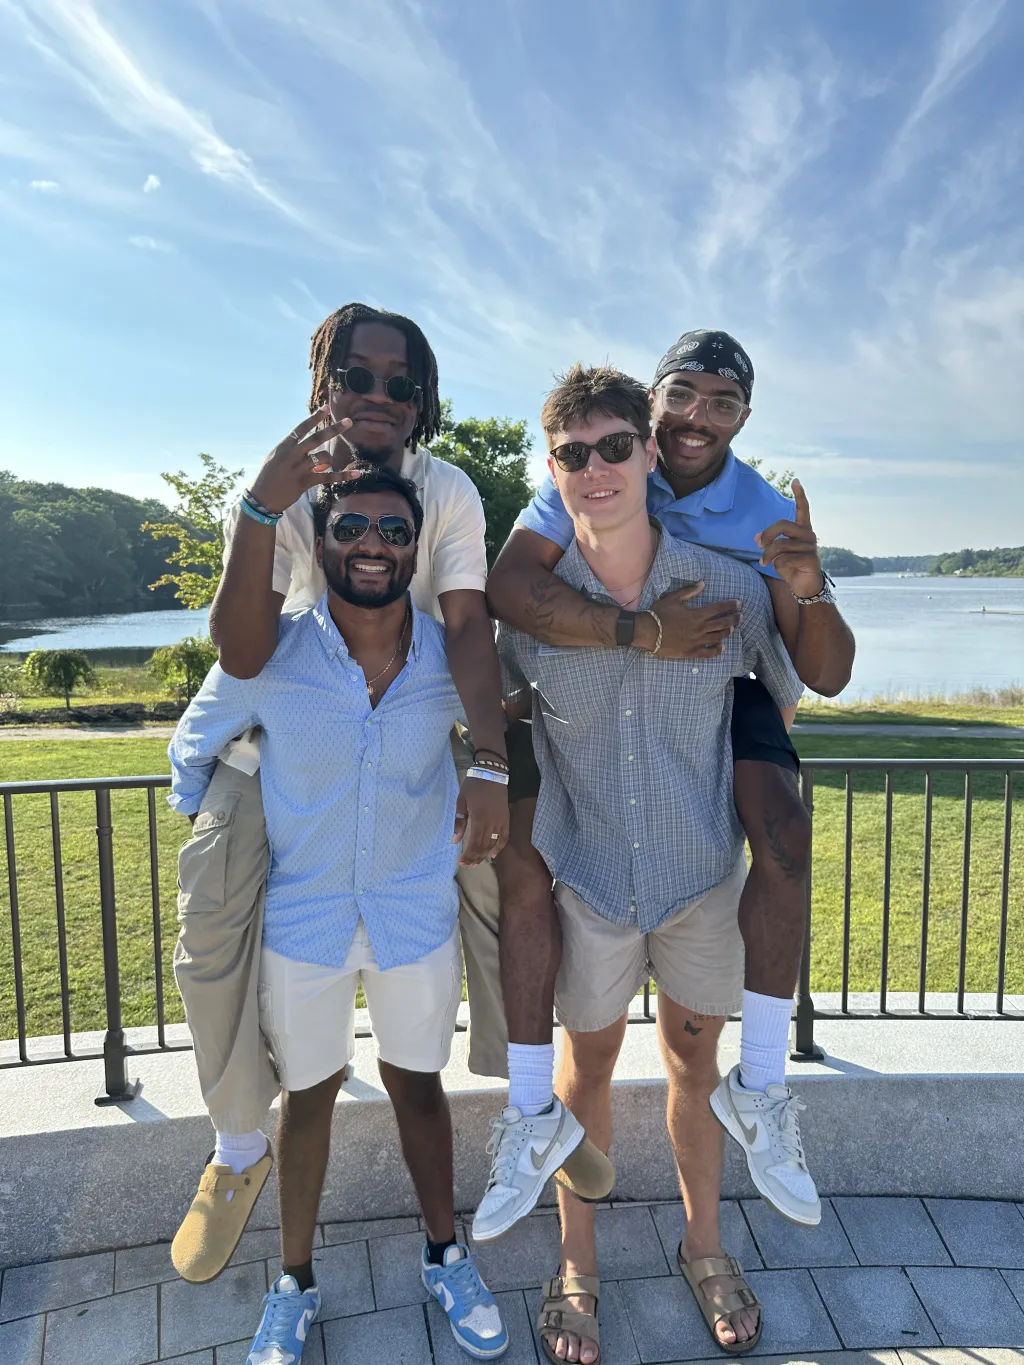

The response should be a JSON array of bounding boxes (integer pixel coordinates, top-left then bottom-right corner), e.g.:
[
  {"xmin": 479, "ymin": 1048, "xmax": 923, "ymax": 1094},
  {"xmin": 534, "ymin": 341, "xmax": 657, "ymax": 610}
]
[
  {"xmin": 128, "ymin": 233, "xmax": 172, "ymax": 251},
  {"xmin": 142, "ymin": 172, "xmax": 160, "ymax": 192},
  {"xmin": 29, "ymin": 178, "xmax": 59, "ymax": 192}
]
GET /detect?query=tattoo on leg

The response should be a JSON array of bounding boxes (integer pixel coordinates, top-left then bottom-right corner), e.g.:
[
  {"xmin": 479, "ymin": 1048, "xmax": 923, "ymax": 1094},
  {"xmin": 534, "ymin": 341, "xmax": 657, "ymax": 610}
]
[
  {"xmin": 683, "ymin": 1020, "xmax": 703, "ymax": 1035},
  {"xmin": 763, "ymin": 811, "xmax": 804, "ymax": 881}
]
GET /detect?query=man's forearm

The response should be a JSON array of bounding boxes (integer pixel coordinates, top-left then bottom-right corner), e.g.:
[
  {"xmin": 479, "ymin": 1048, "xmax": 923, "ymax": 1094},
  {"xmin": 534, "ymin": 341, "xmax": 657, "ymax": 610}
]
[
  {"xmin": 486, "ymin": 563, "xmax": 655, "ymax": 650},
  {"xmin": 791, "ymin": 605, "xmax": 855, "ymax": 697},
  {"xmin": 445, "ymin": 615, "xmax": 509, "ymax": 756},
  {"xmin": 209, "ymin": 516, "xmax": 281, "ymax": 678}
]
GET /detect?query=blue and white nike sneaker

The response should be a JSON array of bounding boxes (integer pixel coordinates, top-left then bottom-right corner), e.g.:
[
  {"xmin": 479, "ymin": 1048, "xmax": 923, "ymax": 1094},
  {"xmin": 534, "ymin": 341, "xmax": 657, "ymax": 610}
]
[
  {"xmin": 422, "ymin": 1243, "xmax": 509, "ymax": 1358},
  {"xmin": 246, "ymin": 1273, "xmax": 321, "ymax": 1365}
]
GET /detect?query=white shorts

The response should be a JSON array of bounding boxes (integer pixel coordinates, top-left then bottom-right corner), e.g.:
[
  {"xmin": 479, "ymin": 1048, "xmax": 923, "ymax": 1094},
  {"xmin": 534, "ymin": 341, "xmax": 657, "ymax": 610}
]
[{"xmin": 257, "ymin": 920, "xmax": 463, "ymax": 1091}]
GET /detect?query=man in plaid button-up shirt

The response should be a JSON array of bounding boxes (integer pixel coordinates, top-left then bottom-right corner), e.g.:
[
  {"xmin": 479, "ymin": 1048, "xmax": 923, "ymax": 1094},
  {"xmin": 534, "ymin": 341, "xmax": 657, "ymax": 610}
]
[{"xmin": 497, "ymin": 365, "xmax": 803, "ymax": 1360}]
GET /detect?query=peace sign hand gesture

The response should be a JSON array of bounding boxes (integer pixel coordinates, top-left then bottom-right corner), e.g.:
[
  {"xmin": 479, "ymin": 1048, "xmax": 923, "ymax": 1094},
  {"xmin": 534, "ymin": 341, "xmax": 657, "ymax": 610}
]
[
  {"xmin": 248, "ymin": 406, "xmax": 354, "ymax": 515},
  {"xmin": 755, "ymin": 478, "xmax": 826, "ymax": 600}
]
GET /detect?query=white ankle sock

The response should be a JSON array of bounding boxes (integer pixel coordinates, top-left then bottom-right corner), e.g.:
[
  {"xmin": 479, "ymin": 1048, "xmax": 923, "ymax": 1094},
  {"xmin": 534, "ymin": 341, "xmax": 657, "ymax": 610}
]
[
  {"xmin": 507, "ymin": 1043, "xmax": 554, "ymax": 1116},
  {"xmin": 739, "ymin": 990, "xmax": 792, "ymax": 1092},
  {"xmin": 214, "ymin": 1129, "xmax": 269, "ymax": 1175}
]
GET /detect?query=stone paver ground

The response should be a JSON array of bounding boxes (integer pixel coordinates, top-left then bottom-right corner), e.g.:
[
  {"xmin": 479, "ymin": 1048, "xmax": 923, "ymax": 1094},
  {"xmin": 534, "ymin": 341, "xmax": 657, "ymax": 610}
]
[{"xmin": 2, "ymin": 1198, "xmax": 1024, "ymax": 1364}]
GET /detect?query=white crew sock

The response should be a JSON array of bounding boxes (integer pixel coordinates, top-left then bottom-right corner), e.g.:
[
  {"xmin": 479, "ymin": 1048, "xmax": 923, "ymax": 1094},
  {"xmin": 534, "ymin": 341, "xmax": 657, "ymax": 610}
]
[
  {"xmin": 213, "ymin": 1129, "xmax": 269, "ymax": 1201},
  {"xmin": 507, "ymin": 1043, "xmax": 554, "ymax": 1116},
  {"xmin": 739, "ymin": 989, "xmax": 793, "ymax": 1092}
]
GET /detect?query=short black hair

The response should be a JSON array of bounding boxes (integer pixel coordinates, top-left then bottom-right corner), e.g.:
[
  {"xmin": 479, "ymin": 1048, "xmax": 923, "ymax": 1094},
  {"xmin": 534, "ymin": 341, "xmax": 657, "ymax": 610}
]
[
  {"xmin": 312, "ymin": 462, "xmax": 424, "ymax": 541},
  {"xmin": 308, "ymin": 302, "xmax": 442, "ymax": 451}
]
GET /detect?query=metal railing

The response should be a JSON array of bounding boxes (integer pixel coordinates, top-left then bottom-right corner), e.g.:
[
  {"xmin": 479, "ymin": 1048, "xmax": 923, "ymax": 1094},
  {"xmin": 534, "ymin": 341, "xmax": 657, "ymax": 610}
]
[{"xmin": 2, "ymin": 758, "xmax": 1022, "ymax": 1102}]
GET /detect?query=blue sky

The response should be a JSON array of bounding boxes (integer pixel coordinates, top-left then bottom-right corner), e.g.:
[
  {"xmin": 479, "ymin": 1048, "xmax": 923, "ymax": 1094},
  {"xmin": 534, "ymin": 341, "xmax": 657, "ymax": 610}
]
[{"xmin": 0, "ymin": 0, "xmax": 1021, "ymax": 556}]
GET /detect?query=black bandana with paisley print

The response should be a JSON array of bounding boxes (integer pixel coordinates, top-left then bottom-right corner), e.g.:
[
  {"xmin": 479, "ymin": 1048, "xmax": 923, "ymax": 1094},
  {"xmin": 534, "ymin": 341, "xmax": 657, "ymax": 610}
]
[{"xmin": 653, "ymin": 329, "xmax": 754, "ymax": 404}]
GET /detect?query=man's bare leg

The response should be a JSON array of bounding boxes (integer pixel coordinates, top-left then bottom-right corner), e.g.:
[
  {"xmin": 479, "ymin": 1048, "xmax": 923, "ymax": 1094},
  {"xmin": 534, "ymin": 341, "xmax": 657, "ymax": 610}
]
[
  {"xmin": 496, "ymin": 797, "xmax": 561, "ymax": 1049},
  {"xmin": 277, "ymin": 1068, "xmax": 346, "ymax": 1283},
  {"xmin": 657, "ymin": 996, "xmax": 760, "ymax": 1348},
  {"xmin": 547, "ymin": 1015, "xmax": 626, "ymax": 1365},
  {"xmin": 377, "ymin": 1062, "xmax": 456, "ymax": 1246}
]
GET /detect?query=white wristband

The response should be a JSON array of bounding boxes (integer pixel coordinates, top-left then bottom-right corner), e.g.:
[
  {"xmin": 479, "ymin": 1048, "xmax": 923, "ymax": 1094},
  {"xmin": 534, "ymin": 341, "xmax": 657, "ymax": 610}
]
[{"xmin": 466, "ymin": 766, "xmax": 510, "ymax": 786}]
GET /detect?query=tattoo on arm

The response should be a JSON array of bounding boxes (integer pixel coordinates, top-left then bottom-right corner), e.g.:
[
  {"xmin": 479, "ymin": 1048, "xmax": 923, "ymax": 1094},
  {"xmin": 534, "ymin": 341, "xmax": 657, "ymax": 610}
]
[
  {"xmin": 764, "ymin": 811, "xmax": 804, "ymax": 881},
  {"xmin": 524, "ymin": 575, "xmax": 617, "ymax": 647}
]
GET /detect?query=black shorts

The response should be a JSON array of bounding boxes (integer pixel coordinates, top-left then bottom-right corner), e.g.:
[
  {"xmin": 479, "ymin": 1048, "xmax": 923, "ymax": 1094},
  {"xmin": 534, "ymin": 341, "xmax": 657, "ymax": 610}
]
[
  {"xmin": 731, "ymin": 676, "xmax": 800, "ymax": 773},
  {"xmin": 506, "ymin": 717, "xmax": 542, "ymax": 803}
]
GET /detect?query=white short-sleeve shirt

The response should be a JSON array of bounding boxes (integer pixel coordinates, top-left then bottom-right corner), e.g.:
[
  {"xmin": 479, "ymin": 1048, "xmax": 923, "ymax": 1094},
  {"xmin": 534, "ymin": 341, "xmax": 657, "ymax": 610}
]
[{"xmin": 219, "ymin": 444, "xmax": 487, "ymax": 772}]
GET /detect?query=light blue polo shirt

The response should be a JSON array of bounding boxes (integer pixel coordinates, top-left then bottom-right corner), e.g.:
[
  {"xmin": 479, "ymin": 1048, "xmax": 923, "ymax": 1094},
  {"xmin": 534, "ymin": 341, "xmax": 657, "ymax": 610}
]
[{"xmin": 516, "ymin": 450, "xmax": 795, "ymax": 578}]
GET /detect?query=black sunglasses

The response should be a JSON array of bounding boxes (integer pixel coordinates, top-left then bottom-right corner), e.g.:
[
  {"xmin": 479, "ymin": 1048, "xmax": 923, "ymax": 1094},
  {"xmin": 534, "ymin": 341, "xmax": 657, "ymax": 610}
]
[
  {"xmin": 331, "ymin": 365, "xmax": 421, "ymax": 405},
  {"xmin": 550, "ymin": 430, "xmax": 640, "ymax": 474},
  {"xmin": 330, "ymin": 512, "xmax": 415, "ymax": 548}
]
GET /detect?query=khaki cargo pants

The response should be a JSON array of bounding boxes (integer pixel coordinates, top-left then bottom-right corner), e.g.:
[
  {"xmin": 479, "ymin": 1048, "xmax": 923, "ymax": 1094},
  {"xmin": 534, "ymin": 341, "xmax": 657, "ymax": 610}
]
[{"xmin": 174, "ymin": 743, "xmax": 507, "ymax": 1134}]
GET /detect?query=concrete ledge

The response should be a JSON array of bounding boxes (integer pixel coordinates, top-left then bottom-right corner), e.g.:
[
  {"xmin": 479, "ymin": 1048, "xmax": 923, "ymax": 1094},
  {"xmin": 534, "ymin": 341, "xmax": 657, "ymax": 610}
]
[{"xmin": 1, "ymin": 1010, "xmax": 1022, "ymax": 1270}]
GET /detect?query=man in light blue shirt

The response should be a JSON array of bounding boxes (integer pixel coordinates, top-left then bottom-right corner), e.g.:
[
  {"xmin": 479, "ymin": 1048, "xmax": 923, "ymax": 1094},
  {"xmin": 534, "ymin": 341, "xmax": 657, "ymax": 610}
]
[{"xmin": 169, "ymin": 464, "xmax": 509, "ymax": 1364}]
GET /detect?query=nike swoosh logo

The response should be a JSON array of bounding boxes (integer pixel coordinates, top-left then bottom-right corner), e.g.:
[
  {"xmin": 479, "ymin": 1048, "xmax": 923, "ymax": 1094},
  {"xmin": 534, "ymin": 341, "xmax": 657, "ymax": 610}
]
[
  {"xmin": 529, "ymin": 1112, "xmax": 567, "ymax": 1171},
  {"xmin": 296, "ymin": 1308, "xmax": 313, "ymax": 1343},
  {"xmin": 733, "ymin": 1106, "xmax": 758, "ymax": 1145}
]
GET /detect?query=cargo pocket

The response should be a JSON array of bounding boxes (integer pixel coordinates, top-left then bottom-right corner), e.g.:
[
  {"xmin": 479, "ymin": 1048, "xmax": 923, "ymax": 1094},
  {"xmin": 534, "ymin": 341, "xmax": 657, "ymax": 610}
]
[{"xmin": 176, "ymin": 794, "xmax": 241, "ymax": 919}]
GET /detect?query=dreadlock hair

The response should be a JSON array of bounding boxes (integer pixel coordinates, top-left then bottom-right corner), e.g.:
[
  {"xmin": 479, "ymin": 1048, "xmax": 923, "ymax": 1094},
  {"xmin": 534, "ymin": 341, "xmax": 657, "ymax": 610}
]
[
  {"xmin": 308, "ymin": 303, "xmax": 442, "ymax": 451},
  {"xmin": 540, "ymin": 363, "xmax": 651, "ymax": 443},
  {"xmin": 312, "ymin": 463, "xmax": 424, "ymax": 542}
]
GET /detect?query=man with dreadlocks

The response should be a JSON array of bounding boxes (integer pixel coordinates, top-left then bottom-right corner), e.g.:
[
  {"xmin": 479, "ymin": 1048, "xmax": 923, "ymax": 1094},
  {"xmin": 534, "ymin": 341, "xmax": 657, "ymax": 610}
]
[{"xmin": 169, "ymin": 304, "xmax": 602, "ymax": 1312}]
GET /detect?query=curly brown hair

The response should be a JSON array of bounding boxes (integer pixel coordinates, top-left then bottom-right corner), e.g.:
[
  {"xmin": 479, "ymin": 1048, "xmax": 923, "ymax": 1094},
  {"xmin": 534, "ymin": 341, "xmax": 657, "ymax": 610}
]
[{"xmin": 540, "ymin": 363, "xmax": 651, "ymax": 443}]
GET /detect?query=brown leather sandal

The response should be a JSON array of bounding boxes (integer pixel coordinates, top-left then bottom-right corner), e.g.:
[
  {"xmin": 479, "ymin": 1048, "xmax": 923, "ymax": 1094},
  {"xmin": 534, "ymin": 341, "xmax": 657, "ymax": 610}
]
[
  {"xmin": 538, "ymin": 1272, "xmax": 601, "ymax": 1364},
  {"xmin": 677, "ymin": 1247, "xmax": 762, "ymax": 1355}
]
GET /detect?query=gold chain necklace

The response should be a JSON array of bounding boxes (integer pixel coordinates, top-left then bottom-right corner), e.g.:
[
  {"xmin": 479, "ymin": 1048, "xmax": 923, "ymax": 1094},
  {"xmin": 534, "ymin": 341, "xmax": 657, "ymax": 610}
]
[{"xmin": 364, "ymin": 605, "xmax": 411, "ymax": 698}]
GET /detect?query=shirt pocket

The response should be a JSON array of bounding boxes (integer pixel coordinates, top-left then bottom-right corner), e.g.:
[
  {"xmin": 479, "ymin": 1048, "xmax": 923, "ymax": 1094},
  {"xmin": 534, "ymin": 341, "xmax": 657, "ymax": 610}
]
[{"xmin": 533, "ymin": 644, "xmax": 618, "ymax": 734}]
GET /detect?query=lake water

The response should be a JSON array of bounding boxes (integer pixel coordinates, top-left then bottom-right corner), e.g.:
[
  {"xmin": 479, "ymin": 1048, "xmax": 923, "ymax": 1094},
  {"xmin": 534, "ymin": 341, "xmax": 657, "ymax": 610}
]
[{"xmin": 1, "ymin": 576, "xmax": 1021, "ymax": 701}]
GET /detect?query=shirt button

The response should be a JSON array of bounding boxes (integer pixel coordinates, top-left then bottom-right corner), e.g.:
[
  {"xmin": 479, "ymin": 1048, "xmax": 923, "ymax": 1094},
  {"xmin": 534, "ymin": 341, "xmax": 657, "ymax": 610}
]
[
  {"xmin": 691, "ymin": 666, "xmax": 699, "ymax": 674},
  {"xmin": 363, "ymin": 806, "xmax": 369, "ymax": 813},
  {"xmin": 625, "ymin": 709, "xmax": 632, "ymax": 717},
  {"xmin": 360, "ymin": 849, "xmax": 367, "ymax": 855},
  {"xmin": 627, "ymin": 754, "xmax": 634, "ymax": 762},
  {"xmin": 633, "ymin": 841, "xmax": 640, "ymax": 849},
  {"xmin": 629, "ymin": 798, "xmax": 636, "ymax": 806},
  {"xmin": 365, "ymin": 762, "xmax": 372, "ymax": 768},
  {"xmin": 629, "ymin": 905, "xmax": 637, "ymax": 917}
]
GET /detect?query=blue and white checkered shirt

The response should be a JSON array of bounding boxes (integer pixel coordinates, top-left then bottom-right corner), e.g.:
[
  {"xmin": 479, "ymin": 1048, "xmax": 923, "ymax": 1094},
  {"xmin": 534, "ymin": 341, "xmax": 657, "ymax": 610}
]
[
  {"xmin": 497, "ymin": 527, "xmax": 804, "ymax": 931},
  {"xmin": 168, "ymin": 593, "xmax": 464, "ymax": 970}
]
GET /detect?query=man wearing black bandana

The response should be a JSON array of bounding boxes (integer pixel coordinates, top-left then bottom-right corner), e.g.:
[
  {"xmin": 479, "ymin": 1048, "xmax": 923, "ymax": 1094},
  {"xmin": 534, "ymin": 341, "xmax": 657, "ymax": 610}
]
[{"xmin": 483, "ymin": 333, "xmax": 854, "ymax": 1319}]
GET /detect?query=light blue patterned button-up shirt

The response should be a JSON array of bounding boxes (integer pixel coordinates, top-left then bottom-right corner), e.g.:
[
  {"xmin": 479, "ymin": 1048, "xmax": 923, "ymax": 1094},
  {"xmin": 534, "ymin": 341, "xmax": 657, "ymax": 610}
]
[
  {"xmin": 168, "ymin": 593, "xmax": 463, "ymax": 970},
  {"xmin": 497, "ymin": 528, "xmax": 804, "ymax": 931}
]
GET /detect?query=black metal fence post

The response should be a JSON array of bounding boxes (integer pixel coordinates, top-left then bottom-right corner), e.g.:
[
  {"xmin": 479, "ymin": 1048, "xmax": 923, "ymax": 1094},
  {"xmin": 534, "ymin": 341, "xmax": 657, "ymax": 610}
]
[
  {"xmin": 94, "ymin": 787, "xmax": 139, "ymax": 1104},
  {"xmin": 791, "ymin": 767, "xmax": 824, "ymax": 1060}
]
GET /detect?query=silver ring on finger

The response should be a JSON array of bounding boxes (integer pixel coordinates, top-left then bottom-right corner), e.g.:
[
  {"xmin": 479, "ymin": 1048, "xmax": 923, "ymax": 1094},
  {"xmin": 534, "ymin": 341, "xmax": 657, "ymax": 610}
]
[{"xmin": 489, "ymin": 832, "xmax": 500, "ymax": 840}]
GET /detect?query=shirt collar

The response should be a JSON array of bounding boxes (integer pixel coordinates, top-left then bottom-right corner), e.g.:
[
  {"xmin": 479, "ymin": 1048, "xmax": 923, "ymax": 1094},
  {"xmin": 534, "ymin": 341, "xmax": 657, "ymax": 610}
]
[
  {"xmin": 561, "ymin": 522, "xmax": 704, "ymax": 609},
  {"xmin": 649, "ymin": 447, "xmax": 738, "ymax": 515},
  {"xmin": 312, "ymin": 590, "xmax": 420, "ymax": 662}
]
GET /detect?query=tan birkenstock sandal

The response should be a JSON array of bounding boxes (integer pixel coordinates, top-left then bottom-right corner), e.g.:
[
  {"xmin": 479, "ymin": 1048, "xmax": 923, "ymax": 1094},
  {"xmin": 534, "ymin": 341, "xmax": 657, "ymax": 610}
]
[
  {"xmin": 171, "ymin": 1148, "xmax": 273, "ymax": 1283},
  {"xmin": 678, "ymin": 1247, "xmax": 762, "ymax": 1355},
  {"xmin": 554, "ymin": 1137, "xmax": 615, "ymax": 1203},
  {"xmin": 538, "ymin": 1272, "xmax": 601, "ymax": 1365}
]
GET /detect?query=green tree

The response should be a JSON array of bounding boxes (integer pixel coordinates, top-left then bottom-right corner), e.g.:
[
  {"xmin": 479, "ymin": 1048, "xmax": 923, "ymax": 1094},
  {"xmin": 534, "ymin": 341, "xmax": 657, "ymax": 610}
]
[
  {"xmin": 23, "ymin": 650, "xmax": 96, "ymax": 710},
  {"xmin": 143, "ymin": 454, "xmax": 243, "ymax": 608},
  {"xmin": 432, "ymin": 401, "xmax": 535, "ymax": 565},
  {"xmin": 740, "ymin": 455, "xmax": 795, "ymax": 496},
  {"xmin": 820, "ymin": 546, "xmax": 874, "ymax": 577},
  {"xmin": 150, "ymin": 636, "xmax": 218, "ymax": 701}
]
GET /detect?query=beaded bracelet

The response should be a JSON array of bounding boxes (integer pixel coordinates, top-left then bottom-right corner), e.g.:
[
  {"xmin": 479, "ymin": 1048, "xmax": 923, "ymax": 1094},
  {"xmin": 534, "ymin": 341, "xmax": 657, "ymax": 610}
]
[
  {"xmin": 243, "ymin": 488, "xmax": 282, "ymax": 518},
  {"xmin": 240, "ymin": 498, "xmax": 281, "ymax": 527}
]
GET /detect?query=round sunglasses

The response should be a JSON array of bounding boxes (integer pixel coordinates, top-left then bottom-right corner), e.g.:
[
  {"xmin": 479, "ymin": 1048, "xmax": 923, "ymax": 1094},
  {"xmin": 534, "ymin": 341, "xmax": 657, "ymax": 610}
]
[
  {"xmin": 550, "ymin": 430, "xmax": 640, "ymax": 474},
  {"xmin": 330, "ymin": 512, "xmax": 415, "ymax": 548},
  {"xmin": 331, "ymin": 365, "xmax": 421, "ymax": 405}
]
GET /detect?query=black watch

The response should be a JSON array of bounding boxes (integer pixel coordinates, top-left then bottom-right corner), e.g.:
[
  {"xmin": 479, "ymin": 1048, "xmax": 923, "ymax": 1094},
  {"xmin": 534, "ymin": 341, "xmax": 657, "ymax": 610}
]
[{"xmin": 615, "ymin": 608, "xmax": 638, "ymax": 647}]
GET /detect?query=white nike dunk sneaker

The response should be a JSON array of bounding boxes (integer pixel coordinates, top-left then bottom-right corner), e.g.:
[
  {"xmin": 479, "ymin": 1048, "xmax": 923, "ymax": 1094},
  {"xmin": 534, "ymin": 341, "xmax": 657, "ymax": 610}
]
[
  {"xmin": 471, "ymin": 1099, "xmax": 585, "ymax": 1243},
  {"xmin": 710, "ymin": 1064, "xmax": 821, "ymax": 1227}
]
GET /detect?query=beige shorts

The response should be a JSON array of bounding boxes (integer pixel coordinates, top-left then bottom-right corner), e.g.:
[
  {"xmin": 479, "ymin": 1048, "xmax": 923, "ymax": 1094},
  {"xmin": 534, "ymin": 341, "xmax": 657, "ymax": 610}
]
[
  {"xmin": 257, "ymin": 920, "xmax": 463, "ymax": 1090},
  {"xmin": 554, "ymin": 856, "xmax": 747, "ymax": 1032}
]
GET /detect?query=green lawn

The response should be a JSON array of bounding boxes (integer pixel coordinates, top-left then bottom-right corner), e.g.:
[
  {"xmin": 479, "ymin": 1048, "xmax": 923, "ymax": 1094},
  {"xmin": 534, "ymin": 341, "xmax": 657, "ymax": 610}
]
[{"xmin": 0, "ymin": 734, "xmax": 1021, "ymax": 1040}]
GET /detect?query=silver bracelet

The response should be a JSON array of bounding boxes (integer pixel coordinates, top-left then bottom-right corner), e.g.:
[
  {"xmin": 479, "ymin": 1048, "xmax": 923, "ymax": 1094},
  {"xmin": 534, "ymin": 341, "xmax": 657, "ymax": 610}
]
[{"xmin": 466, "ymin": 766, "xmax": 510, "ymax": 786}]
